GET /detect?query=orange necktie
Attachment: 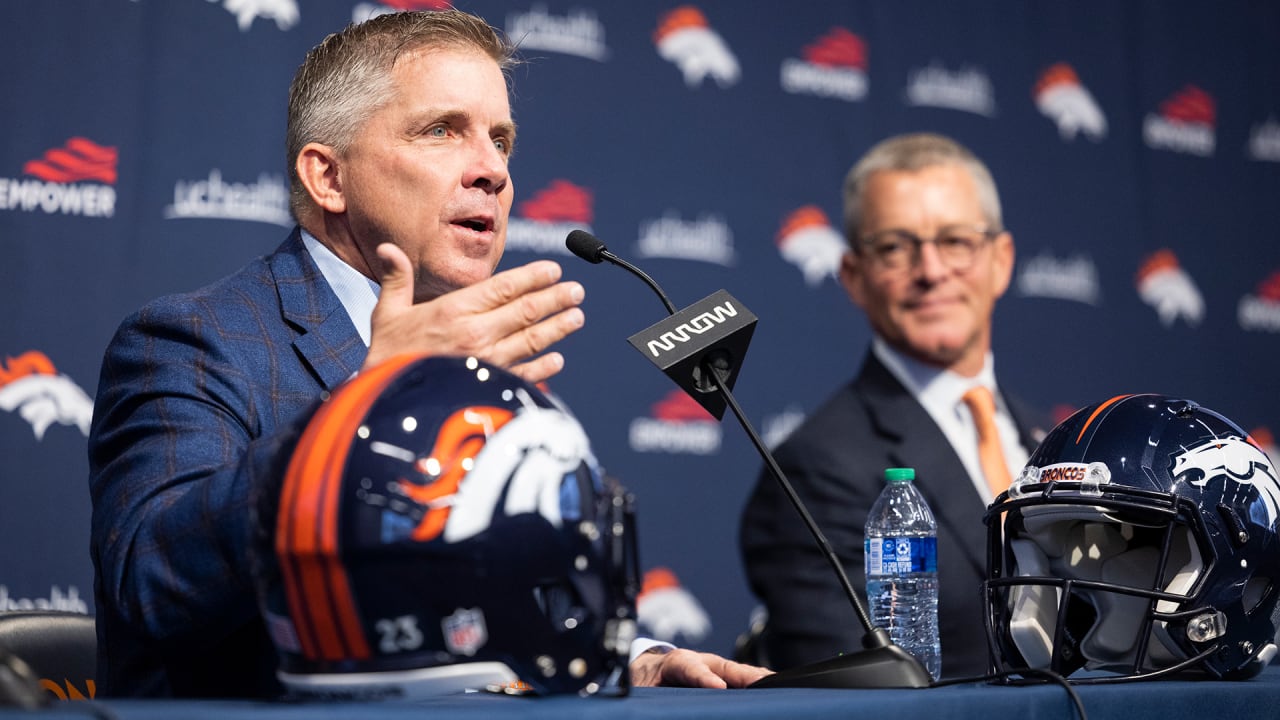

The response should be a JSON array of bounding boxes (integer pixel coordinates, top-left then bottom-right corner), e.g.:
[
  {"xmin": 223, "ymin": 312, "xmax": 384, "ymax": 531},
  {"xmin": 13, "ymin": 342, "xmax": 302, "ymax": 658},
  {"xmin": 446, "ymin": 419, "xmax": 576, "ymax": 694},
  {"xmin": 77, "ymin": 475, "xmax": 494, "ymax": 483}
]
[{"xmin": 962, "ymin": 386, "xmax": 1013, "ymax": 496}]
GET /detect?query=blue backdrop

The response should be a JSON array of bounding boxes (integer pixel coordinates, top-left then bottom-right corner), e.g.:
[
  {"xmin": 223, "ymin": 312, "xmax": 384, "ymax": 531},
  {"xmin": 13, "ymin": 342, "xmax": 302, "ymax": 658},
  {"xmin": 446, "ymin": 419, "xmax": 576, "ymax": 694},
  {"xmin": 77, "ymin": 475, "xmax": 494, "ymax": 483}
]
[{"xmin": 3, "ymin": 0, "xmax": 1279, "ymax": 665}]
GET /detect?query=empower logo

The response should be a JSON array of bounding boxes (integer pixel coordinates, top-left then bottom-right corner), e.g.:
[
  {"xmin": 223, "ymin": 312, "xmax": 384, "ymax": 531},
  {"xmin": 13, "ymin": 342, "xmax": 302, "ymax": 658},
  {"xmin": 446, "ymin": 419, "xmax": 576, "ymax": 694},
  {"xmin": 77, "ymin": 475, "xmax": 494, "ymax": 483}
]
[
  {"xmin": 654, "ymin": 6, "xmax": 739, "ymax": 89},
  {"xmin": 1135, "ymin": 249, "xmax": 1204, "ymax": 327},
  {"xmin": 505, "ymin": 179, "xmax": 593, "ymax": 256},
  {"xmin": 628, "ymin": 390, "xmax": 721, "ymax": 454},
  {"xmin": 1, "ymin": 137, "xmax": 117, "ymax": 217},
  {"xmin": 1143, "ymin": 85, "xmax": 1215, "ymax": 157},
  {"xmin": 353, "ymin": 0, "xmax": 451, "ymax": 23},
  {"xmin": 780, "ymin": 27, "xmax": 868, "ymax": 101},
  {"xmin": 776, "ymin": 205, "xmax": 844, "ymax": 287},
  {"xmin": 0, "ymin": 351, "xmax": 93, "ymax": 440},
  {"xmin": 1034, "ymin": 63, "xmax": 1107, "ymax": 142}
]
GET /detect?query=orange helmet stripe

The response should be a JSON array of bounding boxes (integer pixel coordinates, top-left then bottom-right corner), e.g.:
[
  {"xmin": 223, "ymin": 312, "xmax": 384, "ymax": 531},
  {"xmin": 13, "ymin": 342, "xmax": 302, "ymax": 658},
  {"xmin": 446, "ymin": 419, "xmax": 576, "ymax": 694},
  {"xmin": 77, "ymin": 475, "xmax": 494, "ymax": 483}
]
[
  {"xmin": 1076, "ymin": 394, "xmax": 1133, "ymax": 445},
  {"xmin": 278, "ymin": 353, "xmax": 422, "ymax": 661}
]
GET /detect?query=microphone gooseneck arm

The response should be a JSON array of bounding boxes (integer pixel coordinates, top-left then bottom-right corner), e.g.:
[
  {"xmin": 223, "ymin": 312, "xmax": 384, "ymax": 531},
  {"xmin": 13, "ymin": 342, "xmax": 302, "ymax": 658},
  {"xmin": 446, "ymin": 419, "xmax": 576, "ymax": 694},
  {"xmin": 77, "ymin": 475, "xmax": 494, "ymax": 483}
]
[
  {"xmin": 700, "ymin": 360, "xmax": 882, "ymax": 643},
  {"xmin": 565, "ymin": 228, "xmax": 929, "ymax": 688},
  {"xmin": 565, "ymin": 229, "xmax": 676, "ymax": 315}
]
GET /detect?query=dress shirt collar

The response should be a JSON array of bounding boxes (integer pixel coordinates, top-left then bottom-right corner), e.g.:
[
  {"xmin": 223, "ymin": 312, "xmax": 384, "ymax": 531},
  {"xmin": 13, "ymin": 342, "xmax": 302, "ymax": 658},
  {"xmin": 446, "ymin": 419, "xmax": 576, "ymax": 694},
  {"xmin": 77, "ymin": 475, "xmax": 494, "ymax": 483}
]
[{"xmin": 300, "ymin": 229, "xmax": 379, "ymax": 347}]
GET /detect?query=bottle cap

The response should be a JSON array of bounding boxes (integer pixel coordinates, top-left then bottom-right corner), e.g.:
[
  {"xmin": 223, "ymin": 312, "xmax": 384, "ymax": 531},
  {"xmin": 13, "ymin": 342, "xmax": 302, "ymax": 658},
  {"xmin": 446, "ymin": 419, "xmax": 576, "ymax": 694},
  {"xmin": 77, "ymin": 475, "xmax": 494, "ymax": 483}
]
[{"xmin": 884, "ymin": 467, "xmax": 915, "ymax": 483}]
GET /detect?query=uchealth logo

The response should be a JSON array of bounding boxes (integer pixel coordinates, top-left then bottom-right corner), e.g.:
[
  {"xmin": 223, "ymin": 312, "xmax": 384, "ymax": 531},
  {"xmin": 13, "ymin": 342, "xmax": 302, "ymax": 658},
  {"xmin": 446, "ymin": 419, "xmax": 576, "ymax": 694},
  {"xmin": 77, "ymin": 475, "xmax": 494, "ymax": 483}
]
[
  {"xmin": 762, "ymin": 405, "xmax": 805, "ymax": 450},
  {"xmin": 0, "ymin": 351, "xmax": 93, "ymax": 440},
  {"xmin": 628, "ymin": 390, "xmax": 721, "ymax": 454},
  {"xmin": 636, "ymin": 567, "xmax": 711, "ymax": 644},
  {"xmin": 506, "ymin": 4, "xmax": 608, "ymax": 61},
  {"xmin": 504, "ymin": 179, "xmax": 593, "ymax": 256},
  {"xmin": 636, "ymin": 211, "xmax": 735, "ymax": 266},
  {"xmin": 216, "ymin": 0, "xmax": 299, "ymax": 32},
  {"xmin": 780, "ymin": 27, "xmax": 868, "ymax": 102},
  {"xmin": 1143, "ymin": 85, "xmax": 1215, "ymax": 157},
  {"xmin": 1034, "ymin": 63, "xmax": 1107, "ymax": 142},
  {"xmin": 1238, "ymin": 269, "xmax": 1280, "ymax": 333},
  {"xmin": 1248, "ymin": 117, "xmax": 1280, "ymax": 162},
  {"xmin": 905, "ymin": 61, "xmax": 995, "ymax": 117},
  {"xmin": 1015, "ymin": 250, "xmax": 1101, "ymax": 305},
  {"xmin": 654, "ymin": 6, "xmax": 739, "ymax": 89},
  {"xmin": 164, "ymin": 169, "xmax": 290, "ymax": 227},
  {"xmin": 1, "ymin": 137, "xmax": 117, "ymax": 217},
  {"xmin": 776, "ymin": 206, "xmax": 845, "ymax": 287},
  {"xmin": 1135, "ymin": 249, "xmax": 1204, "ymax": 327}
]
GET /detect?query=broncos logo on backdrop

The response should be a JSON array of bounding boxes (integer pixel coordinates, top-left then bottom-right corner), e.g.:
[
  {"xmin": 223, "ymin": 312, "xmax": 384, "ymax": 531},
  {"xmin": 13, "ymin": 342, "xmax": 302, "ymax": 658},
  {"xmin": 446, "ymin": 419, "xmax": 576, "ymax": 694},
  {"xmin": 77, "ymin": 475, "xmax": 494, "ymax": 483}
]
[
  {"xmin": 776, "ymin": 205, "xmax": 845, "ymax": 287},
  {"xmin": 0, "ymin": 351, "xmax": 93, "ymax": 440},
  {"xmin": 389, "ymin": 391, "xmax": 594, "ymax": 544},
  {"xmin": 1136, "ymin": 249, "xmax": 1204, "ymax": 327},
  {"xmin": 1033, "ymin": 63, "xmax": 1108, "ymax": 142},
  {"xmin": 636, "ymin": 567, "xmax": 711, "ymax": 644},
  {"xmin": 653, "ymin": 6, "xmax": 740, "ymax": 89},
  {"xmin": 219, "ymin": 0, "xmax": 300, "ymax": 32},
  {"xmin": 1173, "ymin": 436, "xmax": 1280, "ymax": 524}
]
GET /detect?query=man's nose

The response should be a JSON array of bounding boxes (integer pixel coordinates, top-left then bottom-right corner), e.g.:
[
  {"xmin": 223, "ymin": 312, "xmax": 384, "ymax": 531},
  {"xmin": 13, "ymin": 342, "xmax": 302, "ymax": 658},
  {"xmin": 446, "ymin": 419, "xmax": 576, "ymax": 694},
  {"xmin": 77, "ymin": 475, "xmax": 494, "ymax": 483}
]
[{"xmin": 465, "ymin": 137, "xmax": 509, "ymax": 193}]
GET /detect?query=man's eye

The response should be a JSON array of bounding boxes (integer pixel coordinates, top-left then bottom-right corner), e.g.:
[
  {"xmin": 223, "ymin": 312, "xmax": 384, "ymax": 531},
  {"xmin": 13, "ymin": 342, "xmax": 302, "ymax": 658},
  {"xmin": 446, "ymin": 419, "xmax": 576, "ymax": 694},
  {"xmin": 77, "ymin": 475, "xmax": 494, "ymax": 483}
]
[
  {"xmin": 939, "ymin": 235, "xmax": 975, "ymax": 250},
  {"xmin": 427, "ymin": 126, "xmax": 448, "ymax": 138},
  {"xmin": 494, "ymin": 137, "xmax": 510, "ymax": 155},
  {"xmin": 876, "ymin": 238, "xmax": 907, "ymax": 254}
]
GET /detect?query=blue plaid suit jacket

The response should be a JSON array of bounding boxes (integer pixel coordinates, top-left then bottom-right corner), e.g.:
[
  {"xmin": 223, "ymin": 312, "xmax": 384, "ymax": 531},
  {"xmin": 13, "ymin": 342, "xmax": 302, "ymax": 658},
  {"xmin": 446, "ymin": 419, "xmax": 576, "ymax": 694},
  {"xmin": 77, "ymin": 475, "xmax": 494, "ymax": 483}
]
[{"xmin": 88, "ymin": 228, "xmax": 367, "ymax": 697}]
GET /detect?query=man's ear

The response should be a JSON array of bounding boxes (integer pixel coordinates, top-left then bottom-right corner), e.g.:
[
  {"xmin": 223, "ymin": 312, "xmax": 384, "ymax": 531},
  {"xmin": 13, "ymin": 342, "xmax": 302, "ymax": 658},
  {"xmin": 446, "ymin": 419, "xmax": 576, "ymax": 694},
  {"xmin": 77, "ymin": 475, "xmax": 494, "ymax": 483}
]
[
  {"xmin": 991, "ymin": 231, "xmax": 1015, "ymax": 299},
  {"xmin": 838, "ymin": 249, "xmax": 866, "ymax": 309},
  {"xmin": 295, "ymin": 143, "xmax": 345, "ymax": 214}
]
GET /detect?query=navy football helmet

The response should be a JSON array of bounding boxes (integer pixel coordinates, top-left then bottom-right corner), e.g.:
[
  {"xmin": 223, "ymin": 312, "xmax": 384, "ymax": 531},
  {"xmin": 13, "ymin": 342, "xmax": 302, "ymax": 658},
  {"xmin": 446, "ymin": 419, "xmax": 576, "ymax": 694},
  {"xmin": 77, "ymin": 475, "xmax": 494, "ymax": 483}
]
[
  {"xmin": 251, "ymin": 355, "xmax": 638, "ymax": 699},
  {"xmin": 984, "ymin": 394, "xmax": 1280, "ymax": 681}
]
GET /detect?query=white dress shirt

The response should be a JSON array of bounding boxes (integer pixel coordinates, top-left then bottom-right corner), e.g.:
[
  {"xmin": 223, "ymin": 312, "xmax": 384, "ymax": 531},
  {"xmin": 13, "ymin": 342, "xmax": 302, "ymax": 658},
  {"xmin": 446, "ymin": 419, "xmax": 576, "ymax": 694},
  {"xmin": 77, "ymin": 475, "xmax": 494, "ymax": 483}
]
[{"xmin": 872, "ymin": 338, "xmax": 1031, "ymax": 504}]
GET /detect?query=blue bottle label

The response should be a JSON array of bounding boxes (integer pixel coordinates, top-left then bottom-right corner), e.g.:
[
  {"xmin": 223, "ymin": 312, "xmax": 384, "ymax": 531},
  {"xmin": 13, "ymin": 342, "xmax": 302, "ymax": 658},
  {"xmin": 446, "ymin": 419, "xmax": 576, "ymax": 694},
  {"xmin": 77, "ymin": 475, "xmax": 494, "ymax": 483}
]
[{"xmin": 864, "ymin": 536, "xmax": 937, "ymax": 575}]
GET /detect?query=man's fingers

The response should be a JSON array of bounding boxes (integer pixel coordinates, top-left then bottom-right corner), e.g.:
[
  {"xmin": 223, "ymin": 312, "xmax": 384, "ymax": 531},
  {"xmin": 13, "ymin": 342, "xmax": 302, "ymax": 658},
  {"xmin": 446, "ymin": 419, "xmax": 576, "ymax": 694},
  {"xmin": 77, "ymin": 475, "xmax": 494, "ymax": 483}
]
[
  {"xmin": 374, "ymin": 243, "xmax": 414, "ymax": 310},
  {"xmin": 473, "ymin": 260, "xmax": 564, "ymax": 309},
  {"xmin": 488, "ymin": 305, "xmax": 584, "ymax": 368},
  {"xmin": 506, "ymin": 352, "xmax": 566, "ymax": 385}
]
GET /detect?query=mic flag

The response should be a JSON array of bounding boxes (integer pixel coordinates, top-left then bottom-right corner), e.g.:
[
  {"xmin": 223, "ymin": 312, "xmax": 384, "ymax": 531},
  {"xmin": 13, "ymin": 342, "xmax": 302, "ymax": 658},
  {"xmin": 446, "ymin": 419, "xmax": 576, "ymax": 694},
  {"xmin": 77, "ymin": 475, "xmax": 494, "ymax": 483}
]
[{"xmin": 626, "ymin": 289, "xmax": 756, "ymax": 420}]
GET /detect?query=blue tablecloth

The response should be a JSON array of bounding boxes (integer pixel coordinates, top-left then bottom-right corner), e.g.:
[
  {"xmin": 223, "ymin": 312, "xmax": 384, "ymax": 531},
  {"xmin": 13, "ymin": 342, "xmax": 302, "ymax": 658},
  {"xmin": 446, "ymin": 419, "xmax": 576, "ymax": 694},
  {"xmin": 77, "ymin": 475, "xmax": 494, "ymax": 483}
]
[{"xmin": 6, "ymin": 665, "xmax": 1280, "ymax": 720}]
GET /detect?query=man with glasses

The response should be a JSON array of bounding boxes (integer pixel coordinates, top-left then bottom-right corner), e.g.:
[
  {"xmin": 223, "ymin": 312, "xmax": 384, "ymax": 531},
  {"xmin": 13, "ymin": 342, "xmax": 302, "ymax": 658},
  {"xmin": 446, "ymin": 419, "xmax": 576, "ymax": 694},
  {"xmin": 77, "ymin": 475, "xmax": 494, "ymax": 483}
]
[{"xmin": 739, "ymin": 133, "xmax": 1045, "ymax": 679}]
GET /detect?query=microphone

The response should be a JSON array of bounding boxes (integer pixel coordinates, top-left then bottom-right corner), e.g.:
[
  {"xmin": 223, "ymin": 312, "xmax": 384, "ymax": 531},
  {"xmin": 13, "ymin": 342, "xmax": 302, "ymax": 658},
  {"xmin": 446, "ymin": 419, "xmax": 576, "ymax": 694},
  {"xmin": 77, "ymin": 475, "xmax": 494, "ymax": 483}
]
[
  {"xmin": 567, "ymin": 229, "xmax": 676, "ymax": 315},
  {"xmin": 565, "ymin": 230, "xmax": 931, "ymax": 689}
]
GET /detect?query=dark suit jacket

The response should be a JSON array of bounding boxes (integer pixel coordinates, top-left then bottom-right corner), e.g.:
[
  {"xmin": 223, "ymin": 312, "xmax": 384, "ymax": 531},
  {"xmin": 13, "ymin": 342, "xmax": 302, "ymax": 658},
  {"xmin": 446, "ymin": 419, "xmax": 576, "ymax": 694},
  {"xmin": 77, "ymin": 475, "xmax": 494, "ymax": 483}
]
[
  {"xmin": 739, "ymin": 350, "xmax": 1043, "ymax": 680},
  {"xmin": 88, "ymin": 229, "xmax": 366, "ymax": 697}
]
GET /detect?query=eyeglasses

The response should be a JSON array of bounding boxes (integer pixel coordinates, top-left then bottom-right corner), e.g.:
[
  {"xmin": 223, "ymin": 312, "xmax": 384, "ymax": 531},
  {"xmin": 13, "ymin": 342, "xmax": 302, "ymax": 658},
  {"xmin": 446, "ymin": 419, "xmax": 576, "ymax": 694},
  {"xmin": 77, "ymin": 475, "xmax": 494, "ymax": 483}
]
[{"xmin": 858, "ymin": 224, "xmax": 1000, "ymax": 272}]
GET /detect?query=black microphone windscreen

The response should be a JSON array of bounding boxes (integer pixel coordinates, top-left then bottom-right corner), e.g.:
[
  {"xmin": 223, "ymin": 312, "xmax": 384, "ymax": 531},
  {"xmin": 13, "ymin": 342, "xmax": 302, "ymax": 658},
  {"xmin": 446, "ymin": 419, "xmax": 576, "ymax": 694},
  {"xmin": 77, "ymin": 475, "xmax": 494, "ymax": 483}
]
[{"xmin": 565, "ymin": 229, "xmax": 607, "ymax": 264}]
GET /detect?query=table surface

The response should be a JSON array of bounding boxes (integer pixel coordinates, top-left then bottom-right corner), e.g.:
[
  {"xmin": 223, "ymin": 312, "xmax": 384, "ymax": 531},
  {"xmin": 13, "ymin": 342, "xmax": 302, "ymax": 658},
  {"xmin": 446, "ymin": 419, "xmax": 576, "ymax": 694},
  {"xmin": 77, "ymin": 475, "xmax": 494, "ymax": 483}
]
[{"xmin": 5, "ymin": 664, "xmax": 1279, "ymax": 720}]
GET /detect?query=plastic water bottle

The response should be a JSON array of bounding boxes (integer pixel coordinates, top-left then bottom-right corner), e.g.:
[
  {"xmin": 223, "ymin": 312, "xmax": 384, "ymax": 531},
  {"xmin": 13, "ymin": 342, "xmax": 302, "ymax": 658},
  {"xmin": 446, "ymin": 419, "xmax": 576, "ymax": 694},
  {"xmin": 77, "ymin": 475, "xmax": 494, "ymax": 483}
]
[{"xmin": 864, "ymin": 467, "xmax": 940, "ymax": 679}]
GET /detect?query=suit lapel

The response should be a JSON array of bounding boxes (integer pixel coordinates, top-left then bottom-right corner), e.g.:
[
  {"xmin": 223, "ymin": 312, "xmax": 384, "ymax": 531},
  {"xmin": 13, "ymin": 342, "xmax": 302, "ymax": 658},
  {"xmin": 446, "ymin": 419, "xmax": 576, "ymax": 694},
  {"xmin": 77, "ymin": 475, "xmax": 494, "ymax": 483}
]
[
  {"xmin": 270, "ymin": 229, "xmax": 368, "ymax": 391},
  {"xmin": 856, "ymin": 354, "xmax": 990, "ymax": 578}
]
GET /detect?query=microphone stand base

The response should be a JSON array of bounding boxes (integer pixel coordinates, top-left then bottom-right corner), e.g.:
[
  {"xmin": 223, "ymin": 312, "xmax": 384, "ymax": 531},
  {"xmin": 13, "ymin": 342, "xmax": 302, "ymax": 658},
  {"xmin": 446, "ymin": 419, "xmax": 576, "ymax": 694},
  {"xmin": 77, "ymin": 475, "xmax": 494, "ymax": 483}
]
[{"xmin": 748, "ymin": 645, "xmax": 933, "ymax": 689}]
